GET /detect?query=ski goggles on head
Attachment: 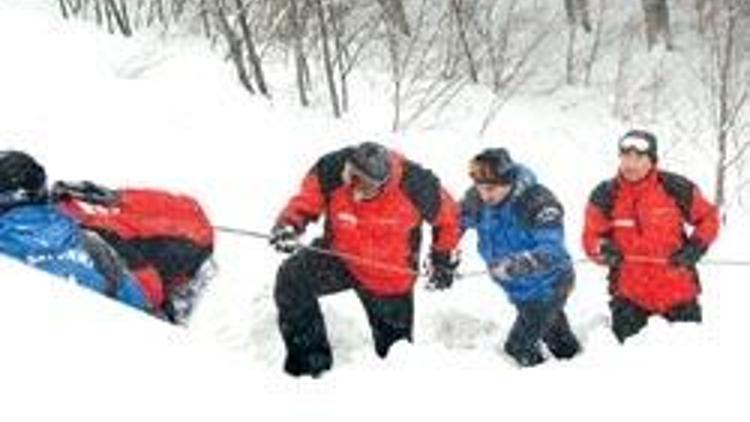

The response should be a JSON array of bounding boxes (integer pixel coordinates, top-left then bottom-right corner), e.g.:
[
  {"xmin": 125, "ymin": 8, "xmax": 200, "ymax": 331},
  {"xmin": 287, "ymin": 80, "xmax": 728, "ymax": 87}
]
[
  {"xmin": 619, "ymin": 136, "xmax": 650, "ymax": 153},
  {"xmin": 618, "ymin": 132, "xmax": 655, "ymax": 154}
]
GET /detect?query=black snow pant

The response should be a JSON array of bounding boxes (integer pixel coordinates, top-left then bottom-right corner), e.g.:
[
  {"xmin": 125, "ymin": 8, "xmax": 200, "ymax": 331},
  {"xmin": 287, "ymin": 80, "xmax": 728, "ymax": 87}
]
[
  {"xmin": 609, "ymin": 296, "xmax": 702, "ymax": 344},
  {"xmin": 504, "ymin": 275, "xmax": 581, "ymax": 367},
  {"xmin": 274, "ymin": 240, "xmax": 414, "ymax": 377}
]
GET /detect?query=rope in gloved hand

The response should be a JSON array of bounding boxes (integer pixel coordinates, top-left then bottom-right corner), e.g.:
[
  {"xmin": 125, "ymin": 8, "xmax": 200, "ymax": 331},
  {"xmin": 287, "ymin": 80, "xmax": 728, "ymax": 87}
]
[
  {"xmin": 213, "ymin": 225, "xmax": 427, "ymax": 277},
  {"xmin": 213, "ymin": 225, "xmax": 750, "ymax": 281}
]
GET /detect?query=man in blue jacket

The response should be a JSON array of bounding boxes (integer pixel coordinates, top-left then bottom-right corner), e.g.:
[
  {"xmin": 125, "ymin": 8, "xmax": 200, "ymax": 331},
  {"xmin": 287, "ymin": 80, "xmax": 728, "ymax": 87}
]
[
  {"xmin": 460, "ymin": 148, "xmax": 581, "ymax": 366},
  {"xmin": 0, "ymin": 150, "xmax": 149, "ymax": 312}
]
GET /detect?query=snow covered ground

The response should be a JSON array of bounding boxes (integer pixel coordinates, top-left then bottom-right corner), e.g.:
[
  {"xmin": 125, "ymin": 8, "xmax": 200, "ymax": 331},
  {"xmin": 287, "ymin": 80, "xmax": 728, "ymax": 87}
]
[{"xmin": 1, "ymin": 2, "xmax": 749, "ymax": 421}]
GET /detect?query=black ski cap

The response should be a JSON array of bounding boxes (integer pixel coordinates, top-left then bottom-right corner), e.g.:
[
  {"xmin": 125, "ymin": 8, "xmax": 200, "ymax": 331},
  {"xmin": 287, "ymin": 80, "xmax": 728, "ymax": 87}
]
[
  {"xmin": 348, "ymin": 142, "xmax": 392, "ymax": 185},
  {"xmin": 469, "ymin": 147, "xmax": 516, "ymax": 185},
  {"xmin": 0, "ymin": 150, "xmax": 46, "ymax": 195}
]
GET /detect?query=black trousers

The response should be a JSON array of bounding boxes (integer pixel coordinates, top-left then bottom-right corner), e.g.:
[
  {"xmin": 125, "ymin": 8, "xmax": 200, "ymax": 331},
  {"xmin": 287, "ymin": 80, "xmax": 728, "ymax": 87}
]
[
  {"xmin": 504, "ymin": 278, "xmax": 581, "ymax": 367},
  {"xmin": 609, "ymin": 296, "xmax": 702, "ymax": 344},
  {"xmin": 274, "ymin": 242, "xmax": 413, "ymax": 376}
]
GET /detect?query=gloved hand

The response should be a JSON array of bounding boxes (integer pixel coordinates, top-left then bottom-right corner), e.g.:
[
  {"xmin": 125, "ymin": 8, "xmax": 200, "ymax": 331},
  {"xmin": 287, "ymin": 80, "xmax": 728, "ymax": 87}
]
[
  {"xmin": 670, "ymin": 239, "xmax": 706, "ymax": 268},
  {"xmin": 599, "ymin": 240, "xmax": 622, "ymax": 268},
  {"xmin": 51, "ymin": 180, "xmax": 119, "ymax": 205},
  {"xmin": 490, "ymin": 252, "xmax": 539, "ymax": 282},
  {"xmin": 269, "ymin": 224, "xmax": 301, "ymax": 254},
  {"xmin": 427, "ymin": 249, "xmax": 459, "ymax": 290}
]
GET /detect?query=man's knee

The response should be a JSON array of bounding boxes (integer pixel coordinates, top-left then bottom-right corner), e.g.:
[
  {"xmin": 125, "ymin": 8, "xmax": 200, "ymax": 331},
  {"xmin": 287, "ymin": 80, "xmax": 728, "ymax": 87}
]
[{"xmin": 274, "ymin": 256, "xmax": 311, "ymax": 307}]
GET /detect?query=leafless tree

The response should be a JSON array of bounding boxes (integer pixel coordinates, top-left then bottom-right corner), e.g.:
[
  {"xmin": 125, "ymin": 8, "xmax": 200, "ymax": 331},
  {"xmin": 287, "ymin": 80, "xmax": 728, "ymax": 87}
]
[
  {"xmin": 328, "ymin": 2, "xmax": 350, "ymax": 111},
  {"xmin": 288, "ymin": 0, "xmax": 311, "ymax": 107},
  {"xmin": 450, "ymin": 0, "xmax": 479, "ymax": 83},
  {"xmin": 696, "ymin": 0, "xmax": 718, "ymax": 34},
  {"xmin": 705, "ymin": 2, "xmax": 750, "ymax": 208},
  {"xmin": 377, "ymin": 0, "xmax": 410, "ymax": 36},
  {"xmin": 583, "ymin": 0, "xmax": 606, "ymax": 85},
  {"xmin": 611, "ymin": 18, "xmax": 639, "ymax": 119},
  {"xmin": 233, "ymin": 0, "xmax": 269, "ymax": 96},
  {"xmin": 565, "ymin": 0, "xmax": 604, "ymax": 85},
  {"xmin": 641, "ymin": 0, "xmax": 672, "ymax": 50},
  {"xmin": 59, "ymin": 0, "xmax": 72, "ymax": 19},
  {"xmin": 314, "ymin": 0, "xmax": 341, "ymax": 118},
  {"xmin": 215, "ymin": 0, "xmax": 256, "ymax": 94},
  {"xmin": 564, "ymin": 0, "xmax": 591, "ymax": 33}
]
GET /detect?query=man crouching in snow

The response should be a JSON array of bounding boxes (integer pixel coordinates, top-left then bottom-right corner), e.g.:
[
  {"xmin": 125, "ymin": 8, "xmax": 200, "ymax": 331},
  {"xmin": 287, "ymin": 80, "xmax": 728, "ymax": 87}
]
[
  {"xmin": 269, "ymin": 141, "xmax": 461, "ymax": 378},
  {"xmin": 460, "ymin": 148, "xmax": 581, "ymax": 367}
]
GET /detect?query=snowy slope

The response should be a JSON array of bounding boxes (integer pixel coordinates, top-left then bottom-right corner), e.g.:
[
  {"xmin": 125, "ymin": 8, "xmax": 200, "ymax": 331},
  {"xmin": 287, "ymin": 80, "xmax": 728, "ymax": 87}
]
[{"xmin": 1, "ymin": 2, "xmax": 749, "ymax": 421}]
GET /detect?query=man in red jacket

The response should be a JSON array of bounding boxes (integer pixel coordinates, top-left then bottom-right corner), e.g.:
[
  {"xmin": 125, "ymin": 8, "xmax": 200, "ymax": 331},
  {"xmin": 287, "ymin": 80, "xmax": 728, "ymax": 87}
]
[
  {"xmin": 270, "ymin": 142, "xmax": 460, "ymax": 377},
  {"xmin": 582, "ymin": 130, "xmax": 719, "ymax": 343}
]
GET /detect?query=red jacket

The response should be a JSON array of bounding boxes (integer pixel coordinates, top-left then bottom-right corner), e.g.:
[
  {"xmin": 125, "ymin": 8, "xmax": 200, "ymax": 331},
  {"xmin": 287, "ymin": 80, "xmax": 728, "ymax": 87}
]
[
  {"xmin": 278, "ymin": 148, "xmax": 460, "ymax": 296},
  {"xmin": 58, "ymin": 189, "xmax": 215, "ymax": 309},
  {"xmin": 582, "ymin": 169, "xmax": 719, "ymax": 313}
]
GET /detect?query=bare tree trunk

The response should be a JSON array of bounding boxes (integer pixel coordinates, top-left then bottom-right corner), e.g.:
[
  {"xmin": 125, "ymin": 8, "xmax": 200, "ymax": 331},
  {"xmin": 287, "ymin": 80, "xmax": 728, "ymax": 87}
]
[
  {"xmin": 377, "ymin": 0, "xmax": 410, "ymax": 36},
  {"xmin": 118, "ymin": 0, "xmax": 132, "ymax": 34},
  {"xmin": 641, "ymin": 0, "xmax": 673, "ymax": 50},
  {"xmin": 234, "ymin": 0, "xmax": 269, "ymax": 97},
  {"xmin": 450, "ymin": 0, "xmax": 479, "ymax": 83},
  {"xmin": 612, "ymin": 23, "xmax": 636, "ymax": 118},
  {"xmin": 714, "ymin": 5, "xmax": 738, "ymax": 209},
  {"xmin": 289, "ymin": 0, "xmax": 310, "ymax": 107},
  {"xmin": 216, "ymin": 1, "xmax": 256, "ymax": 95},
  {"xmin": 564, "ymin": 0, "xmax": 592, "ymax": 33},
  {"xmin": 565, "ymin": 20, "xmax": 578, "ymax": 85},
  {"xmin": 329, "ymin": 3, "xmax": 349, "ymax": 112},
  {"xmin": 200, "ymin": 0, "xmax": 211, "ymax": 38},
  {"xmin": 94, "ymin": 0, "xmax": 103, "ymax": 25},
  {"xmin": 173, "ymin": 0, "xmax": 188, "ymax": 22},
  {"xmin": 314, "ymin": 0, "xmax": 341, "ymax": 118},
  {"xmin": 148, "ymin": 0, "xmax": 165, "ymax": 26},
  {"xmin": 102, "ymin": 0, "xmax": 132, "ymax": 36},
  {"xmin": 72, "ymin": 0, "xmax": 83, "ymax": 15},
  {"xmin": 59, "ymin": 0, "xmax": 71, "ymax": 19},
  {"xmin": 104, "ymin": 0, "xmax": 114, "ymax": 33},
  {"xmin": 583, "ymin": 0, "xmax": 606, "ymax": 85},
  {"xmin": 386, "ymin": 23, "xmax": 401, "ymax": 131},
  {"xmin": 696, "ymin": 0, "xmax": 718, "ymax": 34}
]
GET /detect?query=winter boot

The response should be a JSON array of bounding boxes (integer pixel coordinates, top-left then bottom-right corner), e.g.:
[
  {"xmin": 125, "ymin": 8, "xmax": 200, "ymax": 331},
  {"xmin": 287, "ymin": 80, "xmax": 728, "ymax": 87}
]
[
  {"xmin": 504, "ymin": 341, "xmax": 545, "ymax": 367},
  {"xmin": 284, "ymin": 350, "xmax": 333, "ymax": 378},
  {"xmin": 610, "ymin": 297, "xmax": 650, "ymax": 344}
]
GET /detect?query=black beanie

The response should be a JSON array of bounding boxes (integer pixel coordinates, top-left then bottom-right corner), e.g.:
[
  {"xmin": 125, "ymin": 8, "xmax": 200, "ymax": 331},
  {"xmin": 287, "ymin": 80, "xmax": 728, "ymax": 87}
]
[
  {"xmin": 0, "ymin": 150, "xmax": 47, "ymax": 195},
  {"xmin": 469, "ymin": 147, "xmax": 516, "ymax": 185}
]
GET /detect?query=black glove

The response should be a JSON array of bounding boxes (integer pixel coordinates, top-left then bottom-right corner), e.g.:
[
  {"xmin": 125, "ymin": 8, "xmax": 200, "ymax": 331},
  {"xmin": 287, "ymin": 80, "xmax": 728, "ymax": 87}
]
[
  {"xmin": 427, "ymin": 250, "xmax": 459, "ymax": 290},
  {"xmin": 51, "ymin": 180, "xmax": 119, "ymax": 205},
  {"xmin": 599, "ymin": 240, "xmax": 622, "ymax": 268},
  {"xmin": 269, "ymin": 224, "xmax": 301, "ymax": 254},
  {"xmin": 670, "ymin": 239, "xmax": 706, "ymax": 268},
  {"xmin": 490, "ymin": 252, "xmax": 540, "ymax": 282}
]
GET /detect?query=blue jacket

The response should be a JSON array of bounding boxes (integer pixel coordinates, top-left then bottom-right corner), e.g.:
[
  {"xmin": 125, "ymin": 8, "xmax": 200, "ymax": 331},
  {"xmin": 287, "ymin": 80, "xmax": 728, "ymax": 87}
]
[
  {"xmin": 0, "ymin": 205, "xmax": 149, "ymax": 310},
  {"xmin": 461, "ymin": 166, "xmax": 573, "ymax": 303}
]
